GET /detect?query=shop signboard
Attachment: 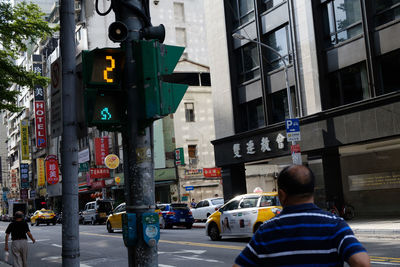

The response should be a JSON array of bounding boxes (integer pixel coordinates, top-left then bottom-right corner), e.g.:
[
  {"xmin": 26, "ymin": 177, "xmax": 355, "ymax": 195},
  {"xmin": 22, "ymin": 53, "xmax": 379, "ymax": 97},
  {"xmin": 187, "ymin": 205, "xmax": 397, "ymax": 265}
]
[
  {"xmin": 78, "ymin": 148, "xmax": 90, "ymax": 164},
  {"xmin": 20, "ymin": 120, "xmax": 30, "ymax": 160},
  {"xmin": 34, "ymin": 86, "xmax": 47, "ymax": 148},
  {"xmin": 90, "ymin": 180, "xmax": 105, "ymax": 189},
  {"xmin": 29, "ymin": 190, "xmax": 36, "ymax": 199},
  {"xmin": 203, "ymin": 168, "xmax": 221, "ymax": 178},
  {"xmin": 349, "ymin": 172, "xmax": 400, "ymax": 191},
  {"xmin": 20, "ymin": 189, "xmax": 28, "ymax": 200},
  {"xmin": 37, "ymin": 158, "xmax": 46, "ymax": 187},
  {"xmin": 95, "ymin": 137, "xmax": 109, "ymax": 166},
  {"xmin": 90, "ymin": 168, "xmax": 110, "ymax": 179},
  {"xmin": 174, "ymin": 148, "xmax": 184, "ymax": 165},
  {"xmin": 104, "ymin": 154, "xmax": 120, "ymax": 169},
  {"xmin": 184, "ymin": 169, "xmax": 203, "ymax": 178},
  {"xmin": 20, "ymin": 163, "xmax": 29, "ymax": 189},
  {"xmin": 79, "ymin": 162, "xmax": 90, "ymax": 172},
  {"xmin": 45, "ymin": 155, "xmax": 60, "ymax": 185}
]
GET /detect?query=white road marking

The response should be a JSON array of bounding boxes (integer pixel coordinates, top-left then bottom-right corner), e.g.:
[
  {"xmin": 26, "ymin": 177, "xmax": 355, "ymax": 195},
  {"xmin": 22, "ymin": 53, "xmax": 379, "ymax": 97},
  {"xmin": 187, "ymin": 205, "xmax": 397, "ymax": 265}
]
[
  {"xmin": 371, "ymin": 262, "xmax": 400, "ymax": 266},
  {"xmin": 158, "ymin": 249, "xmax": 206, "ymax": 255},
  {"xmin": 51, "ymin": 243, "xmax": 62, "ymax": 248},
  {"xmin": 159, "ymin": 265, "xmax": 176, "ymax": 267},
  {"xmin": 0, "ymin": 239, "xmax": 50, "ymax": 244},
  {"xmin": 176, "ymin": 255, "xmax": 221, "ymax": 263}
]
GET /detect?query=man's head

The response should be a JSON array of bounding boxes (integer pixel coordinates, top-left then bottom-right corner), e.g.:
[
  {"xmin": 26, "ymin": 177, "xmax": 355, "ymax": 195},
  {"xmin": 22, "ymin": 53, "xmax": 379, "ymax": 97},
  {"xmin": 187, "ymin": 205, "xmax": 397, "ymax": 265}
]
[
  {"xmin": 277, "ymin": 165, "xmax": 315, "ymax": 206},
  {"xmin": 14, "ymin": 211, "xmax": 24, "ymax": 221}
]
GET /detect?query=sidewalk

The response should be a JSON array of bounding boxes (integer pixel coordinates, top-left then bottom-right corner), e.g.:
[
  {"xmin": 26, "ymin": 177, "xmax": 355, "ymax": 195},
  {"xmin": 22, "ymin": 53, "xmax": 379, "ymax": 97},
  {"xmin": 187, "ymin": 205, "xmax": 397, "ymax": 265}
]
[{"xmin": 194, "ymin": 217, "xmax": 400, "ymax": 237}]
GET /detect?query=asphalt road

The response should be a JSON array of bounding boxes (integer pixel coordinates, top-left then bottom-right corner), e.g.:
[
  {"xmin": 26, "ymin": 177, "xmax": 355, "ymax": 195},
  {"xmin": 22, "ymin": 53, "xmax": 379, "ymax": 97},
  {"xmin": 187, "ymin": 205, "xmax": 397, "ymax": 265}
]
[{"xmin": 0, "ymin": 222, "xmax": 398, "ymax": 266}]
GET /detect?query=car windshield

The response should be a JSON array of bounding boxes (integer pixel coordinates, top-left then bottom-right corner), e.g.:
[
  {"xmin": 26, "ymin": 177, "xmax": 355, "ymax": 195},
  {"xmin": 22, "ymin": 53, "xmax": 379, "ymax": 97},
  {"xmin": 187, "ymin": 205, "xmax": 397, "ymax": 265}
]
[
  {"xmin": 260, "ymin": 195, "xmax": 281, "ymax": 207},
  {"xmin": 41, "ymin": 211, "xmax": 53, "ymax": 214},
  {"xmin": 211, "ymin": 198, "xmax": 224, "ymax": 205},
  {"xmin": 98, "ymin": 201, "xmax": 112, "ymax": 212}
]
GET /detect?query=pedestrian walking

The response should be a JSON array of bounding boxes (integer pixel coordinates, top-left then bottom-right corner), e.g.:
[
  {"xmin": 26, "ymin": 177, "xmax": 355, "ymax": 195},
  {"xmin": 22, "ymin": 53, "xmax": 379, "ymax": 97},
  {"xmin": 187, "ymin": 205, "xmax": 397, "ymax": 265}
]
[
  {"xmin": 233, "ymin": 165, "xmax": 370, "ymax": 267},
  {"xmin": 5, "ymin": 211, "xmax": 36, "ymax": 267}
]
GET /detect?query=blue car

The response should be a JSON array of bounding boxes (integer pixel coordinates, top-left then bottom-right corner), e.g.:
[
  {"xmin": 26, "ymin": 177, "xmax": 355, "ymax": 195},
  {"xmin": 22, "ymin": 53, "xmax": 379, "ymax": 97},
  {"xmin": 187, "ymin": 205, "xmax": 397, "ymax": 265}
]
[{"xmin": 159, "ymin": 203, "xmax": 194, "ymax": 229}]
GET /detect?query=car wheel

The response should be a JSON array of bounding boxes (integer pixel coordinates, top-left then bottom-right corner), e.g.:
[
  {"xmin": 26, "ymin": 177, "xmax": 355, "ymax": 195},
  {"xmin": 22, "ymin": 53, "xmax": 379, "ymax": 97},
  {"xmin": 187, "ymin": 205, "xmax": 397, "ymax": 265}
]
[
  {"xmin": 31, "ymin": 223, "xmax": 34, "ymax": 226},
  {"xmin": 209, "ymin": 223, "xmax": 221, "ymax": 241},
  {"xmin": 253, "ymin": 222, "xmax": 262, "ymax": 233},
  {"xmin": 91, "ymin": 218, "xmax": 95, "ymax": 225},
  {"xmin": 36, "ymin": 221, "xmax": 40, "ymax": 226},
  {"xmin": 107, "ymin": 222, "xmax": 114, "ymax": 233},
  {"xmin": 185, "ymin": 223, "xmax": 193, "ymax": 229},
  {"xmin": 53, "ymin": 222, "xmax": 56, "ymax": 225},
  {"xmin": 47, "ymin": 222, "xmax": 50, "ymax": 226}
]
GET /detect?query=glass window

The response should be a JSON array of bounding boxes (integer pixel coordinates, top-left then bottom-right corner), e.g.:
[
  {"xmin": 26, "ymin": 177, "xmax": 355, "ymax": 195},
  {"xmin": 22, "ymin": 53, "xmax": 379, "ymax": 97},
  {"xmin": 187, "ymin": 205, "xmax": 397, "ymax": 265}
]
[
  {"xmin": 176, "ymin": 27, "xmax": 187, "ymax": 46},
  {"xmin": 377, "ymin": 49, "xmax": 400, "ymax": 95},
  {"xmin": 269, "ymin": 87, "xmax": 297, "ymax": 124},
  {"xmin": 238, "ymin": 97, "xmax": 265, "ymax": 132},
  {"xmin": 263, "ymin": 25, "xmax": 291, "ymax": 72},
  {"xmin": 322, "ymin": 0, "xmax": 362, "ymax": 47},
  {"xmin": 185, "ymin": 103, "xmax": 195, "ymax": 122},
  {"xmin": 211, "ymin": 198, "xmax": 224, "ymax": 205},
  {"xmin": 264, "ymin": 0, "xmax": 285, "ymax": 12},
  {"xmin": 203, "ymin": 201, "xmax": 209, "ymax": 207},
  {"xmin": 239, "ymin": 197, "xmax": 259, "ymax": 208},
  {"xmin": 326, "ymin": 62, "xmax": 369, "ymax": 109},
  {"xmin": 174, "ymin": 2, "xmax": 185, "ymax": 22},
  {"xmin": 375, "ymin": 0, "xmax": 400, "ymax": 26},
  {"xmin": 221, "ymin": 200, "xmax": 240, "ymax": 211},
  {"xmin": 237, "ymin": 42, "xmax": 260, "ymax": 84},
  {"xmin": 188, "ymin": 145, "xmax": 197, "ymax": 159},
  {"xmin": 228, "ymin": 0, "xmax": 255, "ymax": 28},
  {"xmin": 260, "ymin": 196, "xmax": 280, "ymax": 207},
  {"xmin": 196, "ymin": 201, "xmax": 203, "ymax": 208}
]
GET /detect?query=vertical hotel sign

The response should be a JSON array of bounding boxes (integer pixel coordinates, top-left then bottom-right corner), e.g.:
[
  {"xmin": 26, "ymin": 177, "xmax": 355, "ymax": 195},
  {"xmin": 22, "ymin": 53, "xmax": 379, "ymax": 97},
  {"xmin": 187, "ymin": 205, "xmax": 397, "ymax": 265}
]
[
  {"xmin": 95, "ymin": 137, "xmax": 109, "ymax": 166},
  {"xmin": 20, "ymin": 120, "xmax": 29, "ymax": 160},
  {"xmin": 34, "ymin": 85, "xmax": 47, "ymax": 148},
  {"xmin": 37, "ymin": 158, "xmax": 46, "ymax": 187}
]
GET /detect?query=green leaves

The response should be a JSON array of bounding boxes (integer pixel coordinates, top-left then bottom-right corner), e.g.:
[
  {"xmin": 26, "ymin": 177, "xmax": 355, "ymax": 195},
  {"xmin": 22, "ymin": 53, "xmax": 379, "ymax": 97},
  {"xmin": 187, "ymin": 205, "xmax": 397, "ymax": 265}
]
[{"xmin": 0, "ymin": 1, "xmax": 55, "ymax": 112}]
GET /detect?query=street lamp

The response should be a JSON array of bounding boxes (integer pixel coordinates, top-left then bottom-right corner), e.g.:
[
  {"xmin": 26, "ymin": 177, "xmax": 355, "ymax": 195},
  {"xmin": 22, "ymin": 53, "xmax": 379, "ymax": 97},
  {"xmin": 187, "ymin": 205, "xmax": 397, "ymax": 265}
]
[{"xmin": 232, "ymin": 33, "xmax": 300, "ymax": 164}]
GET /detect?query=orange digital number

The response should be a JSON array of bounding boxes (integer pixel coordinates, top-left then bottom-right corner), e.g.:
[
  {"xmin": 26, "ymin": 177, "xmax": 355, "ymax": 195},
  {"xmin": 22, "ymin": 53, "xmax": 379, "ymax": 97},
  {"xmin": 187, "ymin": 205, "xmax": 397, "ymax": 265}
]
[{"xmin": 103, "ymin": 55, "xmax": 115, "ymax": 83}]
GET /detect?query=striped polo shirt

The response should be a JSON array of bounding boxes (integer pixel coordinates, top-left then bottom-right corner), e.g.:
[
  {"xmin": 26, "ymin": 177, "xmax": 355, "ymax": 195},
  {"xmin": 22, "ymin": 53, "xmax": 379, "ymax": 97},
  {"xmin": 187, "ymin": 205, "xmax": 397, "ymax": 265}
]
[{"xmin": 235, "ymin": 203, "xmax": 366, "ymax": 266}]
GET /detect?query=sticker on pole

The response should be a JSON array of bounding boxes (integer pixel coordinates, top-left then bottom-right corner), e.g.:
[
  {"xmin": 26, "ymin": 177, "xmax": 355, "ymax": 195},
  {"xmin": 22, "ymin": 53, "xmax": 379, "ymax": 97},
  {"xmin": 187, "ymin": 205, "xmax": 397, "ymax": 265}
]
[{"xmin": 285, "ymin": 119, "xmax": 301, "ymax": 142}]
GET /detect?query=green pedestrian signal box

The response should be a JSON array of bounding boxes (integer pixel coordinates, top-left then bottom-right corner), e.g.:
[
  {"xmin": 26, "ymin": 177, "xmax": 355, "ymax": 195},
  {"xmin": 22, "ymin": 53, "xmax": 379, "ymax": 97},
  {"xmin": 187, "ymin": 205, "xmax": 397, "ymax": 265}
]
[
  {"xmin": 82, "ymin": 48, "xmax": 126, "ymax": 131},
  {"xmin": 133, "ymin": 40, "xmax": 188, "ymax": 121}
]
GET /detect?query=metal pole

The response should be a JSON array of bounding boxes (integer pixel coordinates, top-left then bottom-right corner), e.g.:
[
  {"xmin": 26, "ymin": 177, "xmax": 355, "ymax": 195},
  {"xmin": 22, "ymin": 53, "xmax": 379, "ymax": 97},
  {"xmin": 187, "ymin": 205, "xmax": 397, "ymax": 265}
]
[
  {"xmin": 116, "ymin": 0, "xmax": 157, "ymax": 265},
  {"xmin": 60, "ymin": 0, "xmax": 79, "ymax": 266}
]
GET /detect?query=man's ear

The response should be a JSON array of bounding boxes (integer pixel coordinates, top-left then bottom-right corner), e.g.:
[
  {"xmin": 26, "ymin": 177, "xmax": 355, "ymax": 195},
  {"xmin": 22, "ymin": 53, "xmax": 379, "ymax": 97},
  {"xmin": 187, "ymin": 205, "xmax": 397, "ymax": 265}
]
[{"xmin": 278, "ymin": 189, "xmax": 286, "ymax": 206}]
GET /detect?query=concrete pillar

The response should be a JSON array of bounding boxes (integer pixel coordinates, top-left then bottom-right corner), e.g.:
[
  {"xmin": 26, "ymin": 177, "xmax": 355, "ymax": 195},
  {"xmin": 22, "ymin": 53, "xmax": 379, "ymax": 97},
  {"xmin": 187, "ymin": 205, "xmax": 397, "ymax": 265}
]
[{"xmin": 221, "ymin": 164, "xmax": 247, "ymax": 202}]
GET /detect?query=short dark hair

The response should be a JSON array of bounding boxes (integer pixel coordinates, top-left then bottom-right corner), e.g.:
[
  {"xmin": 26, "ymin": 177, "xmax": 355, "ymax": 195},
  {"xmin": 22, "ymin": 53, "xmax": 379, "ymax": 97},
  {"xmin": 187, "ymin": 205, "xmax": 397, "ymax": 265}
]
[
  {"xmin": 277, "ymin": 165, "xmax": 315, "ymax": 197},
  {"xmin": 14, "ymin": 211, "xmax": 24, "ymax": 219}
]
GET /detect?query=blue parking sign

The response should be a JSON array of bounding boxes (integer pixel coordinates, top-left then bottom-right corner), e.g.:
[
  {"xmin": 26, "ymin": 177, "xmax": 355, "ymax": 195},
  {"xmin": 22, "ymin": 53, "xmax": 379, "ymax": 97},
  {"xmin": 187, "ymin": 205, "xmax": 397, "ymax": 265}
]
[{"xmin": 285, "ymin": 119, "xmax": 300, "ymax": 133}]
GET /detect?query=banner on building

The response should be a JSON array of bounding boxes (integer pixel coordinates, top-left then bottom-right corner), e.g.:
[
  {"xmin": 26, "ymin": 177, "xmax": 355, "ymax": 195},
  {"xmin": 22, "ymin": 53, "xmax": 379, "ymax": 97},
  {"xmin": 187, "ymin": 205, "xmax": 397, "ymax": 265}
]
[
  {"xmin": 20, "ymin": 120, "xmax": 30, "ymax": 160},
  {"xmin": 11, "ymin": 169, "xmax": 17, "ymax": 188},
  {"xmin": 90, "ymin": 180, "xmax": 105, "ymax": 189},
  {"xmin": 90, "ymin": 168, "xmax": 110, "ymax": 179},
  {"xmin": 78, "ymin": 182, "xmax": 89, "ymax": 192},
  {"xmin": 30, "ymin": 190, "xmax": 36, "ymax": 199},
  {"xmin": 45, "ymin": 155, "xmax": 60, "ymax": 185},
  {"xmin": 78, "ymin": 148, "xmax": 90, "ymax": 164},
  {"xmin": 20, "ymin": 163, "xmax": 29, "ymax": 189},
  {"xmin": 203, "ymin": 168, "xmax": 222, "ymax": 178},
  {"xmin": 37, "ymin": 158, "xmax": 46, "ymax": 187},
  {"xmin": 95, "ymin": 137, "xmax": 109, "ymax": 166},
  {"xmin": 175, "ymin": 148, "xmax": 185, "ymax": 165}
]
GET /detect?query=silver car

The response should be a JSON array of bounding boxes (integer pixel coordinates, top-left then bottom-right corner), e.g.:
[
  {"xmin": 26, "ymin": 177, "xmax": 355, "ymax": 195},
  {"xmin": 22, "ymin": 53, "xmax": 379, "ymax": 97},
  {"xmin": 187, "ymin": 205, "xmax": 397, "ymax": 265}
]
[{"xmin": 190, "ymin": 198, "xmax": 224, "ymax": 221}]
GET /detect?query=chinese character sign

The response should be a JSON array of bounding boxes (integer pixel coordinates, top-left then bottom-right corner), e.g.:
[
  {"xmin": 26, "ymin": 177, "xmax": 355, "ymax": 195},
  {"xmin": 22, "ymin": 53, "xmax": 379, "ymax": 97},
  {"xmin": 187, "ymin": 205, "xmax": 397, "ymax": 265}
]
[
  {"xmin": 20, "ymin": 163, "xmax": 29, "ymax": 189},
  {"xmin": 46, "ymin": 155, "xmax": 60, "ymax": 185},
  {"xmin": 175, "ymin": 148, "xmax": 185, "ymax": 165},
  {"xmin": 20, "ymin": 120, "xmax": 30, "ymax": 160},
  {"xmin": 34, "ymin": 99, "xmax": 47, "ymax": 148},
  {"xmin": 89, "ymin": 168, "xmax": 110, "ymax": 179},
  {"xmin": 203, "ymin": 168, "xmax": 221, "ymax": 178},
  {"xmin": 95, "ymin": 137, "xmax": 109, "ymax": 166},
  {"xmin": 37, "ymin": 158, "xmax": 46, "ymax": 187}
]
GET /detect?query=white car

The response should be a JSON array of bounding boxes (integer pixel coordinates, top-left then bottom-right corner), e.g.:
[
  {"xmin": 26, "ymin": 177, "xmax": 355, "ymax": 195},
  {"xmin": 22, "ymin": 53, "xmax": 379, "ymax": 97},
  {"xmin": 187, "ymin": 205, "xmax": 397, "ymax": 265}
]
[{"xmin": 191, "ymin": 198, "xmax": 224, "ymax": 221}]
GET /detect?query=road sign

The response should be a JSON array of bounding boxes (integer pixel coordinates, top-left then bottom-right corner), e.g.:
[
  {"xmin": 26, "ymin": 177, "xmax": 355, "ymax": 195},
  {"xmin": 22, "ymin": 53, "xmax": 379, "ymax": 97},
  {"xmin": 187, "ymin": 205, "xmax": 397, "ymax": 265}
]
[
  {"xmin": 185, "ymin": 186, "xmax": 194, "ymax": 191},
  {"xmin": 285, "ymin": 119, "xmax": 301, "ymax": 142}
]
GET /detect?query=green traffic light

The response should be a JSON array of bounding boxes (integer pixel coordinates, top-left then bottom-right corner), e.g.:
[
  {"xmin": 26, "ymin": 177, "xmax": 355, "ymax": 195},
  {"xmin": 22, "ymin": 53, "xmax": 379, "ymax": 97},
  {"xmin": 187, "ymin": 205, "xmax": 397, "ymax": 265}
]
[{"xmin": 101, "ymin": 107, "xmax": 112, "ymax": 120}]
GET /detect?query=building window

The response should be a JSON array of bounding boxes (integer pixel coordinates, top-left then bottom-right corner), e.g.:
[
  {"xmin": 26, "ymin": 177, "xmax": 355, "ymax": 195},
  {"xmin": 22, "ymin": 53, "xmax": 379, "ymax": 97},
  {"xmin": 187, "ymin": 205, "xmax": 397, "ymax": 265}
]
[
  {"xmin": 174, "ymin": 2, "xmax": 185, "ymax": 22},
  {"xmin": 238, "ymin": 98, "xmax": 265, "ymax": 132},
  {"xmin": 268, "ymin": 87, "xmax": 297, "ymax": 124},
  {"xmin": 175, "ymin": 27, "xmax": 187, "ymax": 46},
  {"xmin": 188, "ymin": 145, "xmax": 197, "ymax": 167},
  {"xmin": 262, "ymin": 25, "xmax": 291, "ymax": 72},
  {"xmin": 374, "ymin": 0, "xmax": 400, "ymax": 27},
  {"xmin": 264, "ymin": 0, "xmax": 285, "ymax": 12},
  {"xmin": 185, "ymin": 103, "xmax": 195, "ymax": 122},
  {"xmin": 377, "ymin": 49, "xmax": 400, "ymax": 96},
  {"xmin": 322, "ymin": 0, "xmax": 362, "ymax": 47},
  {"xmin": 326, "ymin": 62, "xmax": 369, "ymax": 109},
  {"xmin": 236, "ymin": 42, "xmax": 260, "ymax": 84},
  {"xmin": 228, "ymin": 0, "xmax": 255, "ymax": 28}
]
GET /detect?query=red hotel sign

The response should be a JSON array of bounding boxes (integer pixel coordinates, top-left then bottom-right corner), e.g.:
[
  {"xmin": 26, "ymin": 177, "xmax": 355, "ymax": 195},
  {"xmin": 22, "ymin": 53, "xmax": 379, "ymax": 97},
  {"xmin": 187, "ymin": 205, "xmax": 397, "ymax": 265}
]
[
  {"xmin": 34, "ymin": 100, "xmax": 47, "ymax": 148},
  {"xmin": 95, "ymin": 137, "xmax": 109, "ymax": 166}
]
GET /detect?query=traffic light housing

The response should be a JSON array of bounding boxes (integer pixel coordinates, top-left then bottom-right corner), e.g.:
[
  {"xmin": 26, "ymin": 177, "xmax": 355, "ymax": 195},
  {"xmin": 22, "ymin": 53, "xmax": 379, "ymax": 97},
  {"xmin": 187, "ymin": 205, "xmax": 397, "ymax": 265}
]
[
  {"xmin": 82, "ymin": 48, "xmax": 126, "ymax": 131},
  {"xmin": 133, "ymin": 40, "xmax": 188, "ymax": 122}
]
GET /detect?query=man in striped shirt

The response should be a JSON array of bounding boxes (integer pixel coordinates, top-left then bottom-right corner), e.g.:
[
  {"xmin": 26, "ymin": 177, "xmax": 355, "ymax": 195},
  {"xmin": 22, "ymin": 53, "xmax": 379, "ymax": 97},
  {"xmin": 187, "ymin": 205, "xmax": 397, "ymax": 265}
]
[{"xmin": 234, "ymin": 165, "xmax": 370, "ymax": 267}]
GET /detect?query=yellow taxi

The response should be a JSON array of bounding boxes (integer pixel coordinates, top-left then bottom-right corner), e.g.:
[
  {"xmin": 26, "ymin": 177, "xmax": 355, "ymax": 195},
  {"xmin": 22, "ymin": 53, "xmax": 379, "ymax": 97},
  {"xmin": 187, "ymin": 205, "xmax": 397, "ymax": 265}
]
[
  {"xmin": 106, "ymin": 203, "xmax": 164, "ymax": 233},
  {"xmin": 205, "ymin": 192, "xmax": 282, "ymax": 241},
  {"xmin": 30, "ymin": 209, "xmax": 57, "ymax": 226}
]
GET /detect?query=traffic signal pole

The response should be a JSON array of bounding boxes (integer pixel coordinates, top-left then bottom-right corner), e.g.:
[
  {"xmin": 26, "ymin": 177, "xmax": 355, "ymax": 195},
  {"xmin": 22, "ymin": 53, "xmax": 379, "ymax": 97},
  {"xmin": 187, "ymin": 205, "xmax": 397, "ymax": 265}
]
[
  {"xmin": 60, "ymin": 0, "xmax": 80, "ymax": 266},
  {"xmin": 115, "ymin": 1, "xmax": 158, "ymax": 265}
]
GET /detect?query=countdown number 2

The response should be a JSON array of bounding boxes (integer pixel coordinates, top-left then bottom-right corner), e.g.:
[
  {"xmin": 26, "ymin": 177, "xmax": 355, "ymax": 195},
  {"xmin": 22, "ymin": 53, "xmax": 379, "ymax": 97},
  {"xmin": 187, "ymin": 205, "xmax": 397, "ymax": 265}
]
[{"xmin": 103, "ymin": 56, "xmax": 116, "ymax": 83}]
